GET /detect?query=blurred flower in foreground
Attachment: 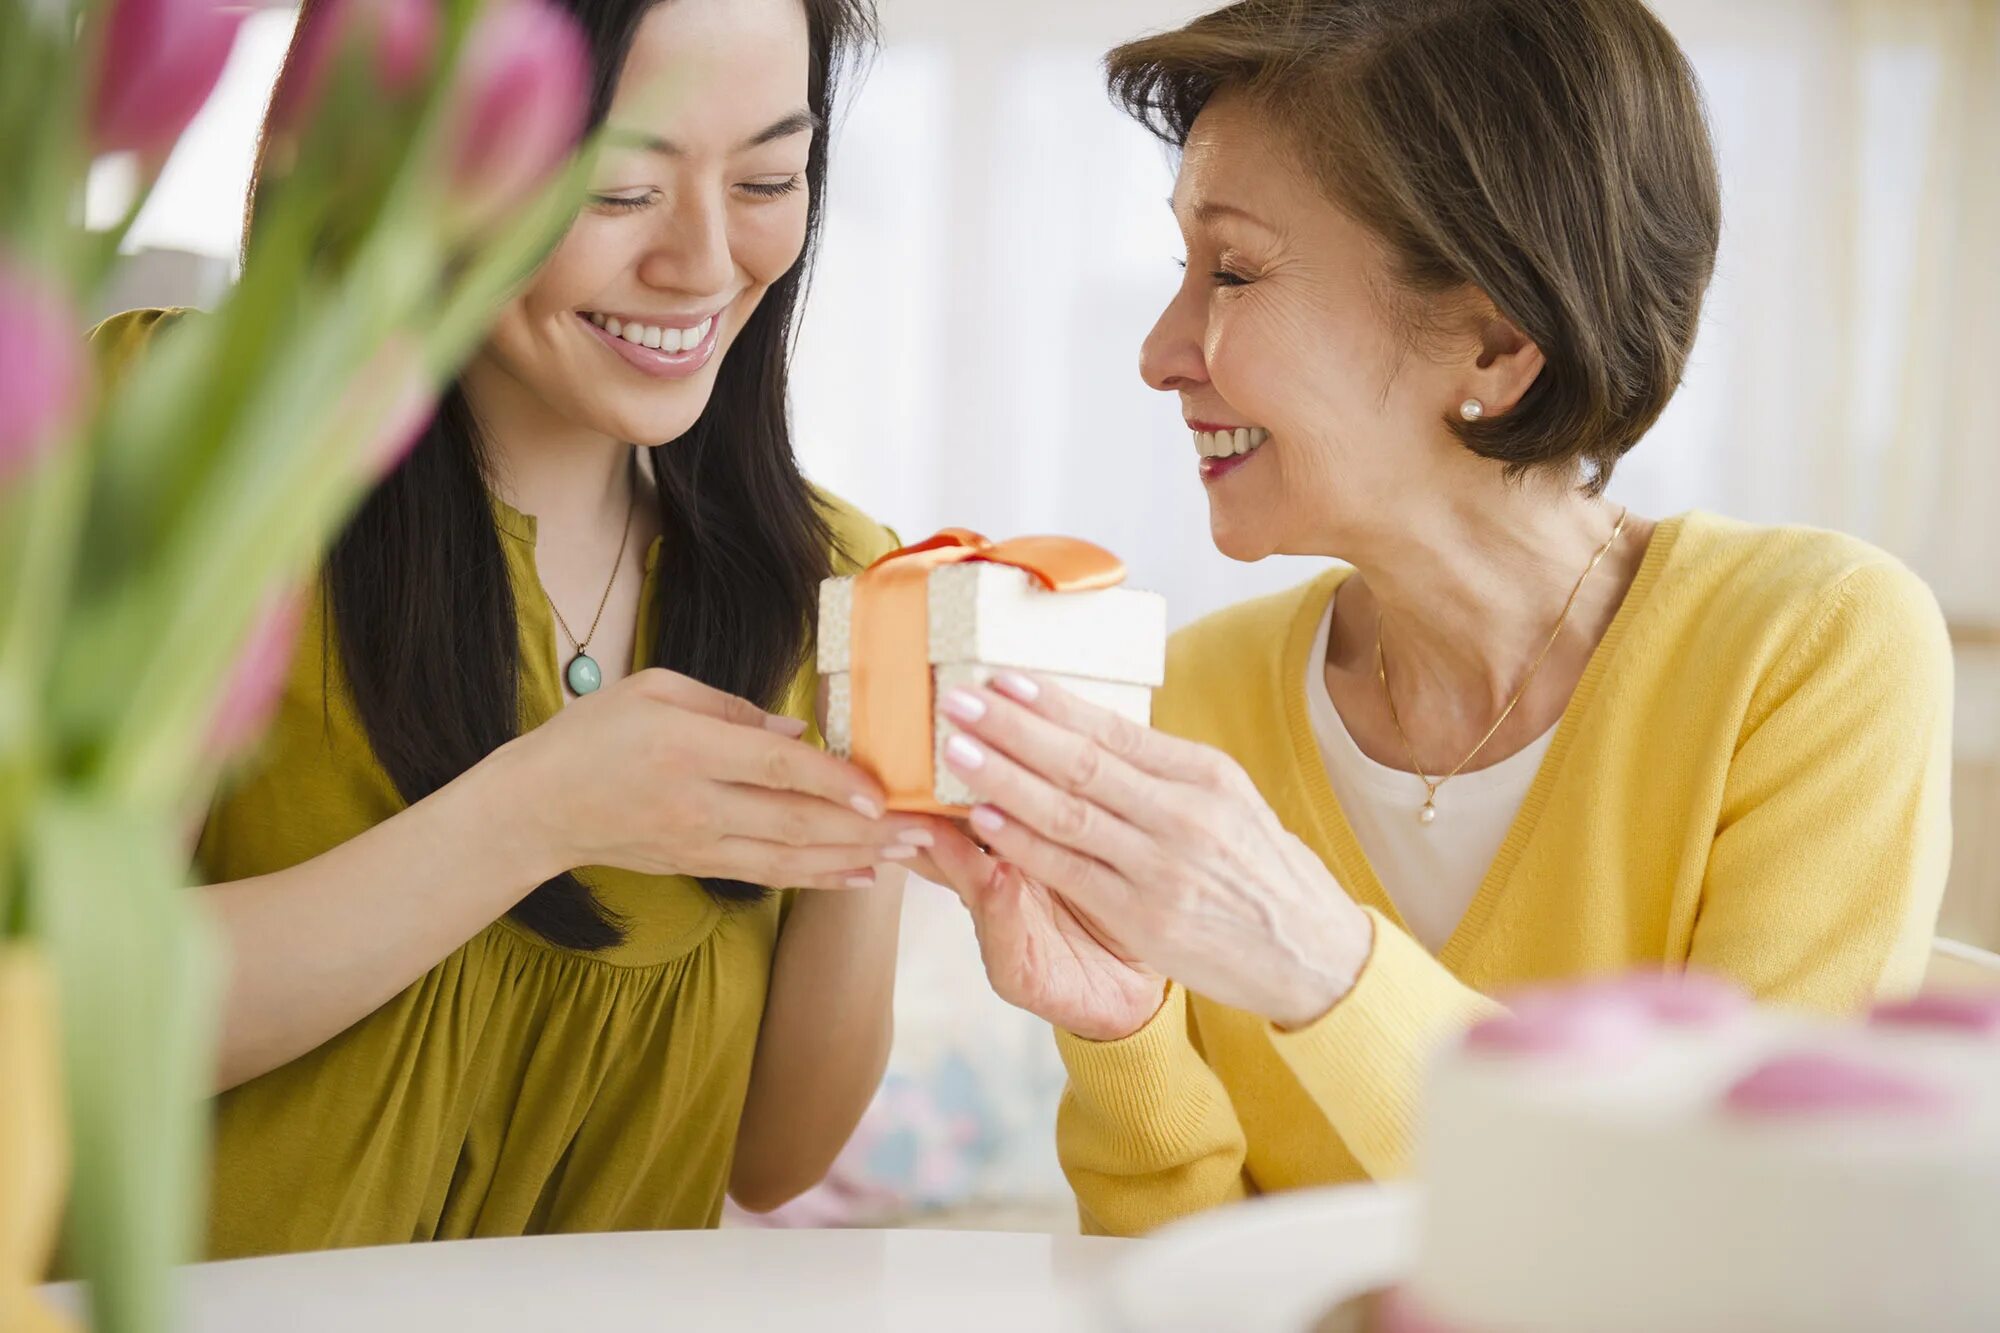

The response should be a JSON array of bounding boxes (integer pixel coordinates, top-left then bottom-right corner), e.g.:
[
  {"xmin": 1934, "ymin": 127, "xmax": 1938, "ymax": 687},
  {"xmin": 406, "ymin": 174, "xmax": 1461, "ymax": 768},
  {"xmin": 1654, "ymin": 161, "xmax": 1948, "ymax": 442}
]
[
  {"xmin": 90, "ymin": 0, "xmax": 248, "ymax": 160},
  {"xmin": 447, "ymin": 0, "xmax": 592, "ymax": 233},
  {"xmin": 205, "ymin": 587, "xmax": 307, "ymax": 759},
  {"xmin": 268, "ymin": 0, "xmax": 441, "ymax": 133},
  {"xmin": 0, "ymin": 257, "xmax": 85, "ymax": 487},
  {"xmin": 351, "ymin": 337, "xmax": 439, "ymax": 479}
]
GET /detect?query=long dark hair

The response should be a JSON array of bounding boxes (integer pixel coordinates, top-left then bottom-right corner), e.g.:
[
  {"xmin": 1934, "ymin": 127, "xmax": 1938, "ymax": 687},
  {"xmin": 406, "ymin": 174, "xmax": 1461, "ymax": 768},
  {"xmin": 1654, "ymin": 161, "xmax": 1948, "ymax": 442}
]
[{"xmin": 253, "ymin": 0, "xmax": 877, "ymax": 950}]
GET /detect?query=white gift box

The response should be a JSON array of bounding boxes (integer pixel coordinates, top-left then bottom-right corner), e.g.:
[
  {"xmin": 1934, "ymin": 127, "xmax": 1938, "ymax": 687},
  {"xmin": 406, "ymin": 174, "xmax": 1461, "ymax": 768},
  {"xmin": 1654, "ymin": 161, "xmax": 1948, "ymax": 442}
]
[{"xmin": 819, "ymin": 561, "xmax": 1168, "ymax": 809}]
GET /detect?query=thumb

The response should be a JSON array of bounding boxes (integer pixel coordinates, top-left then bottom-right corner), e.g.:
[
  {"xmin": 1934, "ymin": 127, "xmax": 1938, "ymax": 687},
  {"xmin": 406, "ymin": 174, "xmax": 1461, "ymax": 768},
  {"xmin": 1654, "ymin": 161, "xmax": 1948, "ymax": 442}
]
[
  {"xmin": 925, "ymin": 820, "xmax": 999, "ymax": 908},
  {"xmin": 631, "ymin": 668, "xmax": 804, "ymax": 735}
]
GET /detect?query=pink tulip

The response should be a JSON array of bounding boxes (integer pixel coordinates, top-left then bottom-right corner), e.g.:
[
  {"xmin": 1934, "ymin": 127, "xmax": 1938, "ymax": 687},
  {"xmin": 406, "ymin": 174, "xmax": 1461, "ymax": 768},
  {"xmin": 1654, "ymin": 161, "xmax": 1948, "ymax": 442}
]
[
  {"xmin": 330, "ymin": 336, "xmax": 437, "ymax": 478},
  {"xmin": 447, "ymin": 0, "xmax": 591, "ymax": 231},
  {"xmin": 206, "ymin": 587, "xmax": 307, "ymax": 758},
  {"xmin": 91, "ymin": 0, "xmax": 248, "ymax": 159},
  {"xmin": 368, "ymin": 365, "xmax": 438, "ymax": 478},
  {"xmin": 0, "ymin": 259, "xmax": 85, "ymax": 487},
  {"xmin": 269, "ymin": 0, "xmax": 441, "ymax": 133}
]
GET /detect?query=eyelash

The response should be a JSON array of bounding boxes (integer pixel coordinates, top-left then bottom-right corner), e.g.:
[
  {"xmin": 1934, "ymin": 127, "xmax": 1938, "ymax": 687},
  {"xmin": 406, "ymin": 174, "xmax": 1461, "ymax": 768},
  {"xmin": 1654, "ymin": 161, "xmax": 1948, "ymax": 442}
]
[
  {"xmin": 738, "ymin": 174, "xmax": 805, "ymax": 199},
  {"xmin": 1175, "ymin": 257, "xmax": 1254, "ymax": 288},
  {"xmin": 591, "ymin": 191, "xmax": 657, "ymax": 212},
  {"xmin": 588, "ymin": 175, "xmax": 805, "ymax": 211}
]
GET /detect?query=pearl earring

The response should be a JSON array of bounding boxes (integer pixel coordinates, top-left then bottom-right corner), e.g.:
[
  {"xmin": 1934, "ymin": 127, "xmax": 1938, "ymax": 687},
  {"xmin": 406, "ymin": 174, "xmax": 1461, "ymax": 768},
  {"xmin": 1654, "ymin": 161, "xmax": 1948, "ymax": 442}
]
[{"xmin": 1459, "ymin": 399, "xmax": 1485, "ymax": 422}]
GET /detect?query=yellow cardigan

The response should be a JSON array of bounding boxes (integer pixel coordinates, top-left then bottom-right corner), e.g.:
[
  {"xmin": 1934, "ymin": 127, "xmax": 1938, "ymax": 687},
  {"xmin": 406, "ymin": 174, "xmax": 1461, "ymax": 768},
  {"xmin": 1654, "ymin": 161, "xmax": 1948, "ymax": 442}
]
[{"xmin": 1053, "ymin": 512, "xmax": 1954, "ymax": 1237}]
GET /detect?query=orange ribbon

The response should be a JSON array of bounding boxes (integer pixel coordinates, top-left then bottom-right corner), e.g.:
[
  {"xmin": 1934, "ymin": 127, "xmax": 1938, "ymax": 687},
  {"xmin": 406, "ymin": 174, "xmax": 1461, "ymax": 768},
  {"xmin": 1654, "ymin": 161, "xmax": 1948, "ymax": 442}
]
[{"xmin": 849, "ymin": 529, "xmax": 1127, "ymax": 813}]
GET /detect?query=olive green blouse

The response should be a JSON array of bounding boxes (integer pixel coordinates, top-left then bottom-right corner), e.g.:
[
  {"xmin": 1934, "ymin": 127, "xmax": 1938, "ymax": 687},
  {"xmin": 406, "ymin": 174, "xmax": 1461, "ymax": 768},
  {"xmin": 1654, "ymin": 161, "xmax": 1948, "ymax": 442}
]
[{"xmin": 89, "ymin": 311, "xmax": 900, "ymax": 1260}]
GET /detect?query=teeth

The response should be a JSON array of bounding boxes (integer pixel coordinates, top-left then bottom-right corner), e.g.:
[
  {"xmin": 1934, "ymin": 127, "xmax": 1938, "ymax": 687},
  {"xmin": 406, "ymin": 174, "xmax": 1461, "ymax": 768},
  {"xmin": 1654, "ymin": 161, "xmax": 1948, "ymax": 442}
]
[
  {"xmin": 590, "ymin": 315, "xmax": 715, "ymax": 354},
  {"xmin": 1190, "ymin": 426, "xmax": 1271, "ymax": 458}
]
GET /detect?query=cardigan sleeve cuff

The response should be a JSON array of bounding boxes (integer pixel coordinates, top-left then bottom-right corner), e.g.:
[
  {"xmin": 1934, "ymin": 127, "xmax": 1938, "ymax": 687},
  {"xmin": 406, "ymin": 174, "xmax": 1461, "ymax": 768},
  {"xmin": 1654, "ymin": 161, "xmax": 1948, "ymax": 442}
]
[
  {"xmin": 1266, "ymin": 907, "xmax": 1501, "ymax": 1176},
  {"xmin": 1055, "ymin": 982, "xmax": 1236, "ymax": 1163}
]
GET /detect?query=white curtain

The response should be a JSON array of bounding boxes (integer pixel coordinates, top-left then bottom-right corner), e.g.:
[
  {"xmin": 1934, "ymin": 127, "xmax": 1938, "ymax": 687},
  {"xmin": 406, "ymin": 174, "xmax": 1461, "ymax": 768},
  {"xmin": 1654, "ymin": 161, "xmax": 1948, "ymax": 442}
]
[
  {"xmin": 792, "ymin": 0, "xmax": 2000, "ymax": 631},
  {"xmin": 111, "ymin": 0, "xmax": 2000, "ymax": 1212},
  {"xmin": 116, "ymin": 0, "xmax": 1999, "ymax": 626}
]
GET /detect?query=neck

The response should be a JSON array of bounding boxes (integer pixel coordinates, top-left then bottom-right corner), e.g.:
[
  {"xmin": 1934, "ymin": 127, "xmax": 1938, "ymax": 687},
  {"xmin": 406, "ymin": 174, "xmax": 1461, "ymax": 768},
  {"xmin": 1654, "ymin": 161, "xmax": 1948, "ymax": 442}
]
[
  {"xmin": 1331, "ymin": 480, "xmax": 1638, "ymax": 724},
  {"xmin": 460, "ymin": 355, "xmax": 636, "ymax": 539}
]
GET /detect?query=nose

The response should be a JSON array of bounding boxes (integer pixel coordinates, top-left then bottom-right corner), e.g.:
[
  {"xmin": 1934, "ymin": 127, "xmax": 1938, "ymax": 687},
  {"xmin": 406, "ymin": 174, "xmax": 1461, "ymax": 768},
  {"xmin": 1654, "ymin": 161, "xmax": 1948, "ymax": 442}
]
[
  {"xmin": 635, "ymin": 182, "xmax": 734, "ymax": 298},
  {"xmin": 1139, "ymin": 277, "xmax": 1209, "ymax": 395}
]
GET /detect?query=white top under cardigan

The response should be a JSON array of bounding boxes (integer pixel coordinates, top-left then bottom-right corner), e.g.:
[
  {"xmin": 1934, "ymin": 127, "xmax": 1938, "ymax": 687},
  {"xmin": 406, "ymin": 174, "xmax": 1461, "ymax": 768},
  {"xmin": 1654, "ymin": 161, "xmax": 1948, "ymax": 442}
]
[{"xmin": 1303, "ymin": 590, "xmax": 1556, "ymax": 953}]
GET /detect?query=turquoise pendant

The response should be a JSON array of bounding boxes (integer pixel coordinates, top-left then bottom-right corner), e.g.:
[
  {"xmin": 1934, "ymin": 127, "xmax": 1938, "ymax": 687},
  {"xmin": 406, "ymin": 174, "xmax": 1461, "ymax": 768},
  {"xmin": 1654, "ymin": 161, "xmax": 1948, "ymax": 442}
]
[{"xmin": 565, "ymin": 653, "xmax": 603, "ymax": 696}]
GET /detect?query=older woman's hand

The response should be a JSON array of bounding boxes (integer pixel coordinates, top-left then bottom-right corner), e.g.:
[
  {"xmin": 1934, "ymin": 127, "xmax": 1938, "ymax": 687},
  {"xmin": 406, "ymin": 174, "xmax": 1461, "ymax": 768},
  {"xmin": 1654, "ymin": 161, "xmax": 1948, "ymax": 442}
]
[
  {"xmin": 921, "ymin": 827, "xmax": 1168, "ymax": 1042},
  {"xmin": 930, "ymin": 673, "xmax": 1376, "ymax": 1031}
]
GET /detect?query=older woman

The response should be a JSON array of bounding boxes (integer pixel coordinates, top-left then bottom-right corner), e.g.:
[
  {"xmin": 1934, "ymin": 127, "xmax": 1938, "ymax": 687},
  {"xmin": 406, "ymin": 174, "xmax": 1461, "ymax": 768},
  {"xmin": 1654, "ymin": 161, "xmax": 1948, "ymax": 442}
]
[{"xmin": 916, "ymin": 0, "xmax": 1954, "ymax": 1237}]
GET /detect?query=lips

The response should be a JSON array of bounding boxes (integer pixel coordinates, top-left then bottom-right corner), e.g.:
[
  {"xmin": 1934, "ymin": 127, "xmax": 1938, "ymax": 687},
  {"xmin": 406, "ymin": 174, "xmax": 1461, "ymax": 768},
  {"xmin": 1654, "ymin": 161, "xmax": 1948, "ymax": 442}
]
[
  {"xmin": 1199, "ymin": 449, "xmax": 1262, "ymax": 483},
  {"xmin": 581, "ymin": 310, "xmax": 715, "ymax": 353},
  {"xmin": 576, "ymin": 309, "xmax": 722, "ymax": 380}
]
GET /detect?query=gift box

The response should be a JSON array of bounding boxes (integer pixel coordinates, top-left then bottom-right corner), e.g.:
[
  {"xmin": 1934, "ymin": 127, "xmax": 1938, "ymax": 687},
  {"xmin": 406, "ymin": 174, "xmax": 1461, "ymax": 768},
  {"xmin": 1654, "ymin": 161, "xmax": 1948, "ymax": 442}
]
[{"xmin": 819, "ymin": 529, "xmax": 1168, "ymax": 814}]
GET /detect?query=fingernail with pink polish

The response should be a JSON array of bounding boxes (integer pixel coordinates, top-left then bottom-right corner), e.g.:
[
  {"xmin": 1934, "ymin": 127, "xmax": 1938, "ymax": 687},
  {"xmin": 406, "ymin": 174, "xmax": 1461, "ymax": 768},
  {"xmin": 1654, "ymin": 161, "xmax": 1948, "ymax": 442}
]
[
  {"xmin": 944, "ymin": 735, "xmax": 985, "ymax": 771},
  {"xmin": 992, "ymin": 672, "xmax": 1040, "ymax": 703},
  {"xmin": 880, "ymin": 845, "xmax": 919, "ymax": 862},
  {"xmin": 851, "ymin": 795, "xmax": 886, "ymax": 820},
  {"xmin": 845, "ymin": 873, "xmax": 877, "ymax": 889},
  {"xmin": 898, "ymin": 828, "xmax": 936, "ymax": 848},
  {"xmin": 969, "ymin": 805, "xmax": 1005, "ymax": 835},
  {"xmin": 939, "ymin": 688, "xmax": 986, "ymax": 724},
  {"xmin": 765, "ymin": 714, "xmax": 809, "ymax": 737}
]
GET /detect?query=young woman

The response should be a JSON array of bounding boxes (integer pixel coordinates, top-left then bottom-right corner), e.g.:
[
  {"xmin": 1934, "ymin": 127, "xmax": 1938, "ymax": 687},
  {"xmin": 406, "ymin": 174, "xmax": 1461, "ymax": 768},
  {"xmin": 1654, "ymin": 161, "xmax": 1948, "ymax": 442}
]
[
  {"xmin": 92, "ymin": 0, "xmax": 923, "ymax": 1259},
  {"xmin": 916, "ymin": 0, "xmax": 1954, "ymax": 1237}
]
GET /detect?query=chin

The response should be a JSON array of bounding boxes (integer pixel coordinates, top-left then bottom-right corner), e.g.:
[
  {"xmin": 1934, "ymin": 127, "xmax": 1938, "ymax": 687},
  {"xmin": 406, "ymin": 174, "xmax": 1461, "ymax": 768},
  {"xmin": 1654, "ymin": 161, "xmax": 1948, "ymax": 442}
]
[
  {"xmin": 1207, "ymin": 509, "xmax": 1282, "ymax": 564},
  {"xmin": 594, "ymin": 400, "xmax": 707, "ymax": 449}
]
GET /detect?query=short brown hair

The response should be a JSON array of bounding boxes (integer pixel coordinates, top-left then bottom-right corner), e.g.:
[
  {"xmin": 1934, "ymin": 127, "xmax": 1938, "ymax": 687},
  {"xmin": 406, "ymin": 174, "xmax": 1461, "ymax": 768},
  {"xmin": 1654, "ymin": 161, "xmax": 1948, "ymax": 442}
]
[{"xmin": 1107, "ymin": 0, "xmax": 1721, "ymax": 492}]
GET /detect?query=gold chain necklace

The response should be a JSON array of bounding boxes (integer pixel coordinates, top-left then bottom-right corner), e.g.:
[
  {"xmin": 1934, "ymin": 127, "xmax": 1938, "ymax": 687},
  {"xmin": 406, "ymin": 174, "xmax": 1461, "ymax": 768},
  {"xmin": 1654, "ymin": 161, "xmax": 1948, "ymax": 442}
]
[
  {"xmin": 549, "ymin": 485, "xmax": 637, "ymax": 698},
  {"xmin": 1376, "ymin": 508, "xmax": 1628, "ymax": 826}
]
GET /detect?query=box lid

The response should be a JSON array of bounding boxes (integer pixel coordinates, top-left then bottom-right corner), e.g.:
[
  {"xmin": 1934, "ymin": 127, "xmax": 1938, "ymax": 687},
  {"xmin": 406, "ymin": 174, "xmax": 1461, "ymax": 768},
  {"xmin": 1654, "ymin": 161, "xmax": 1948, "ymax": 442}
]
[{"xmin": 819, "ymin": 563, "xmax": 1166, "ymax": 686}]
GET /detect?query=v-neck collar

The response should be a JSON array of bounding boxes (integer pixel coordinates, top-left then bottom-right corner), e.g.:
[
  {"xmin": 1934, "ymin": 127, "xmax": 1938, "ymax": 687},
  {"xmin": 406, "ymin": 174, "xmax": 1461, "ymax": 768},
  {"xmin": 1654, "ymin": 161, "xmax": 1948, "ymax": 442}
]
[
  {"xmin": 1276, "ymin": 515, "xmax": 1685, "ymax": 970},
  {"xmin": 489, "ymin": 492, "xmax": 666, "ymax": 703}
]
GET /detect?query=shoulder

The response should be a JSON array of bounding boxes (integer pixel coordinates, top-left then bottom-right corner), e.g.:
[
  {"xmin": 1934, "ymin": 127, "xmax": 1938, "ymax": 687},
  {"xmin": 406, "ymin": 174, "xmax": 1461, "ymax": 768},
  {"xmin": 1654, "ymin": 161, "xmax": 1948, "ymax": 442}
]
[
  {"xmin": 87, "ymin": 306, "xmax": 190, "ymax": 380},
  {"xmin": 812, "ymin": 486, "xmax": 901, "ymax": 576},
  {"xmin": 1663, "ymin": 512, "xmax": 1950, "ymax": 712},
  {"xmin": 1155, "ymin": 568, "xmax": 1345, "ymax": 743}
]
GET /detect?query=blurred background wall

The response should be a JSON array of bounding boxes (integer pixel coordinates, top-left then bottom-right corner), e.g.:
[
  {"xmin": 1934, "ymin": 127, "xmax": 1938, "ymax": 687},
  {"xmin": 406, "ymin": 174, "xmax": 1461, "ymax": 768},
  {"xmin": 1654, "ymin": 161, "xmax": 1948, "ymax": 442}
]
[{"xmin": 95, "ymin": 0, "xmax": 2000, "ymax": 1225}]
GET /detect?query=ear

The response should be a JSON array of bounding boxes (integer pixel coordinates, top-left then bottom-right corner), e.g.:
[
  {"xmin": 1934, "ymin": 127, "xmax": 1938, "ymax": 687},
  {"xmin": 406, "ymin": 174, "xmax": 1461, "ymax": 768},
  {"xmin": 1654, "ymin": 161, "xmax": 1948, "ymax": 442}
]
[{"xmin": 1464, "ymin": 309, "xmax": 1546, "ymax": 417}]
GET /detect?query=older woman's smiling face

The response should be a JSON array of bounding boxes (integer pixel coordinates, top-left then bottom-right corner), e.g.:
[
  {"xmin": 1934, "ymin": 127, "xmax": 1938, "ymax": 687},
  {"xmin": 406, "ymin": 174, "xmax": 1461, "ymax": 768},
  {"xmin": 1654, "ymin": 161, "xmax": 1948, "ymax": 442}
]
[{"xmin": 1141, "ymin": 90, "xmax": 1479, "ymax": 562}]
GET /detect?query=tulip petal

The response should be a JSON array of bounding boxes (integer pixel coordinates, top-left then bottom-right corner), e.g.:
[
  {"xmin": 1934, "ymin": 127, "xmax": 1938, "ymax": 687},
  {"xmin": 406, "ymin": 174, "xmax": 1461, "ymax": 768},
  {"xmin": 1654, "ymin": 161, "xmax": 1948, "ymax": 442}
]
[
  {"xmin": 205, "ymin": 588, "xmax": 307, "ymax": 759},
  {"xmin": 92, "ymin": 0, "xmax": 248, "ymax": 159},
  {"xmin": 448, "ymin": 0, "xmax": 592, "ymax": 230},
  {"xmin": 0, "ymin": 259, "xmax": 85, "ymax": 486}
]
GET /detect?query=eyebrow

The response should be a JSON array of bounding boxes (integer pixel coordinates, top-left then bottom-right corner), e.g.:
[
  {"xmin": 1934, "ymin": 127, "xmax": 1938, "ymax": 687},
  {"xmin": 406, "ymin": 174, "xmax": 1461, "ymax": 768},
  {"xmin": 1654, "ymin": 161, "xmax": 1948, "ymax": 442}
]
[
  {"xmin": 1186, "ymin": 200, "xmax": 1279, "ymax": 232},
  {"xmin": 618, "ymin": 108, "xmax": 822, "ymax": 157}
]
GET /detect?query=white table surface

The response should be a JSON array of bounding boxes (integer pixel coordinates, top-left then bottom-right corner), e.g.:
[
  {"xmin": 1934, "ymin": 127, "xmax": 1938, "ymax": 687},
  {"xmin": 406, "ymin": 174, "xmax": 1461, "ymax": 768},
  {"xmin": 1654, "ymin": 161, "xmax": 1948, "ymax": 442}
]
[{"xmin": 44, "ymin": 1229, "xmax": 1131, "ymax": 1333}]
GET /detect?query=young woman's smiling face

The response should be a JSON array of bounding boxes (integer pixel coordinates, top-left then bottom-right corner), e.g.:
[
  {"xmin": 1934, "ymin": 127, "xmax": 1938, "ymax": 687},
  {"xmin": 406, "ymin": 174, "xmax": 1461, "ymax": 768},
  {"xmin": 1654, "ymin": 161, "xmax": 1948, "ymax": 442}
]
[
  {"xmin": 1140, "ymin": 90, "xmax": 1484, "ymax": 563},
  {"xmin": 470, "ymin": 0, "xmax": 814, "ymax": 447}
]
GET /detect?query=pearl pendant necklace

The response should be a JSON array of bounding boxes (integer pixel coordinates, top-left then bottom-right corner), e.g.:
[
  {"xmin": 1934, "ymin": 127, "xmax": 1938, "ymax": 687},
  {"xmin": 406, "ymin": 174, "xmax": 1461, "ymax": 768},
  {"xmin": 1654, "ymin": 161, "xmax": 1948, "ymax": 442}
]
[{"xmin": 1377, "ymin": 508, "xmax": 1629, "ymax": 826}]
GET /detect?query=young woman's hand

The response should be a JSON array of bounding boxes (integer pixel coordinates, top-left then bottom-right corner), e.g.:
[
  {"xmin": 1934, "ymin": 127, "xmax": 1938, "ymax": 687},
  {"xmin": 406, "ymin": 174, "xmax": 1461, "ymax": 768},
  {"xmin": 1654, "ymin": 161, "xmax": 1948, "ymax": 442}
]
[
  {"xmin": 921, "ymin": 823, "xmax": 1168, "ymax": 1042},
  {"xmin": 487, "ymin": 668, "xmax": 932, "ymax": 890},
  {"xmin": 929, "ymin": 673, "xmax": 1375, "ymax": 1030}
]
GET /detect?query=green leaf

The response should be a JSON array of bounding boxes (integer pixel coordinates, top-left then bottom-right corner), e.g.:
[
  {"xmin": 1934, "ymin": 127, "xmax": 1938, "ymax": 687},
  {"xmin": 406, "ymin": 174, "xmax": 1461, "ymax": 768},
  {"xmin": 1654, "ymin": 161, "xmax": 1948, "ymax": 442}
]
[{"xmin": 25, "ymin": 795, "xmax": 219, "ymax": 1333}]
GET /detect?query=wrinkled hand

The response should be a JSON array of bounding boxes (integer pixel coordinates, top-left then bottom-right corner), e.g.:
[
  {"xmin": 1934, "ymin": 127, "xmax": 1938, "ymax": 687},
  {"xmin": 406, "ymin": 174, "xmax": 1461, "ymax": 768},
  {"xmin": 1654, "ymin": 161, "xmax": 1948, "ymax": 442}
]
[
  {"xmin": 494, "ymin": 668, "xmax": 931, "ymax": 890},
  {"xmin": 920, "ymin": 822, "xmax": 1168, "ymax": 1042},
  {"xmin": 932, "ymin": 673, "xmax": 1374, "ymax": 1029}
]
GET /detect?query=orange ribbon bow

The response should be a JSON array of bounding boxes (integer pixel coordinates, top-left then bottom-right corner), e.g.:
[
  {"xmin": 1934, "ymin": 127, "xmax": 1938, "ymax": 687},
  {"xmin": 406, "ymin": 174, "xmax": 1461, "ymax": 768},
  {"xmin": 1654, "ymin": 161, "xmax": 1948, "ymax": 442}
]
[{"xmin": 849, "ymin": 529, "xmax": 1128, "ymax": 813}]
